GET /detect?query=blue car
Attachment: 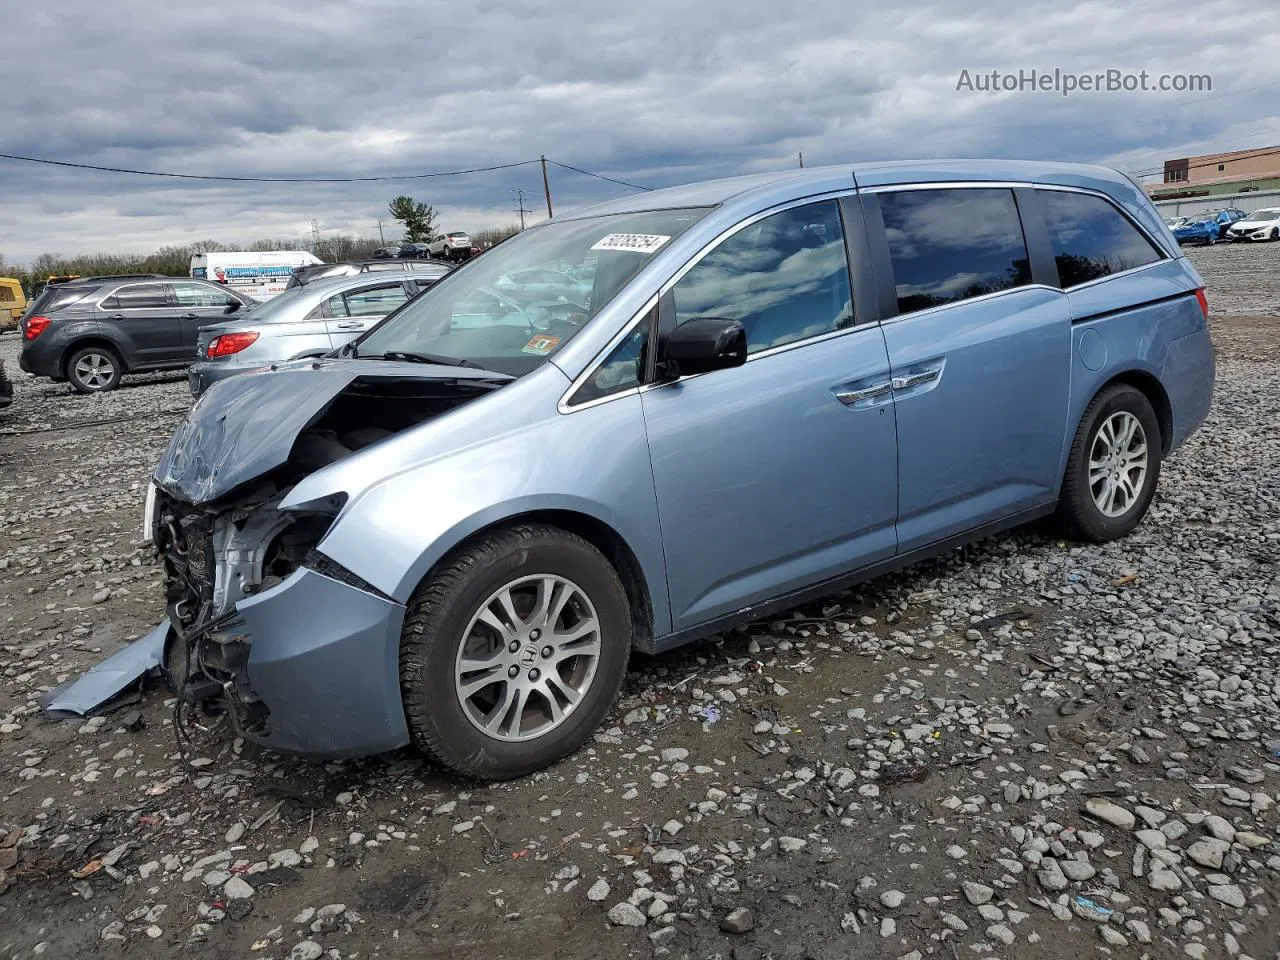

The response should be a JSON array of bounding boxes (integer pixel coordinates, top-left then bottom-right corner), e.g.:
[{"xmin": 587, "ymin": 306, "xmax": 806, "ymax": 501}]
[
  {"xmin": 142, "ymin": 160, "xmax": 1214, "ymax": 779},
  {"xmin": 1172, "ymin": 208, "xmax": 1247, "ymax": 245}
]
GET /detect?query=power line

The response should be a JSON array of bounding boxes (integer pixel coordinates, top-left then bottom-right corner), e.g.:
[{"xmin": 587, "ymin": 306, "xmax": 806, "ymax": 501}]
[
  {"xmin": 0, "ymin": 152, "xmax": 540, "ymax": 182},
  {"xmin": 1128, "ymin": 144, "xmax": 1280, "ymax": 180},
  {"xmin": 548, "ymin": 159, "xmax": 652, "ymax": 191}
]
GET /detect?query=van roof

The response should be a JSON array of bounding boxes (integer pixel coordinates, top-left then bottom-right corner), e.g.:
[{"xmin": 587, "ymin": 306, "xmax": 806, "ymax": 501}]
[
  {"xmin": 564, "ymin": 159, "xmax": 1142, "ymax": 218},
  {"xmin": 559, "ymin": 158, "xmax": 1167, "ymax": 258}
]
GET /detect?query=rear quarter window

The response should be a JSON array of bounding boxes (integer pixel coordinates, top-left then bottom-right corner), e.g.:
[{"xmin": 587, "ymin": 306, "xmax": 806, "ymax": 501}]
[
  {"xmin": 30, "ymin": 284, "xmax": 103, "ymax": 312},
  {"xmin": 1039, "ymin": 190, "xmax": 1163, "ymax": 288}
]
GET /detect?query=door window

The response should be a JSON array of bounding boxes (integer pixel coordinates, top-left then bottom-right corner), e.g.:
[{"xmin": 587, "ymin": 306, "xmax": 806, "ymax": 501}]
[
  {"xmin": 101, "ymin": 284, "xmax": 169, "ymax": 310},
  {"xmin": 342, "ymin": 284, "xmax": 409, "ymax": 317},
  {"xmin": 1040, "ymin": 190, "xmax": 1163, "ymax": 287},
  {"xmin": 878, "ymin": 188, "xmax": 1031, "ymax": 314},
  {"xmin": 172, "ymin": 283, "xmax": 238, "ymax": 307},
  {"xmin": 671, "ymin": 200, "xmax": 854, "ymax": 355}
]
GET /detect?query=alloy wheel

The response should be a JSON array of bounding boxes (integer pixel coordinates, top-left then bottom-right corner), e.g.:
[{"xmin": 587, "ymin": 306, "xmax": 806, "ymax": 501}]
[
  {"xmin": 1088, "ymin": 411, "xmax": 1148, "ymax": 518},
  {"xmin": 74, "ymin": 353, "xmax": 116, "ymax": 389},
  {"xmin": 454, "ymin": 575, "xmax": 601, "ymax": 742}
]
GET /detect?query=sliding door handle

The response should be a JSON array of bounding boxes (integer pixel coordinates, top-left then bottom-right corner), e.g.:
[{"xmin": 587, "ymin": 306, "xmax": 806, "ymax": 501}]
[
  {"xmin": 891, "ymin": 369, "xmax": 940, "ymax": 390},
  {"xmin": 834, "ymin": 381, "xmax": 892, "ymax": 405}
]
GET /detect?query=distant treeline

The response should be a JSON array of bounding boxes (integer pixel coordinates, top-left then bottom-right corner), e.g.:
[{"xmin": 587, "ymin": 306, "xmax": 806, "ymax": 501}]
[{"xmin": 4, "ymin": 223, "xmax": 523, "ymax": 292}]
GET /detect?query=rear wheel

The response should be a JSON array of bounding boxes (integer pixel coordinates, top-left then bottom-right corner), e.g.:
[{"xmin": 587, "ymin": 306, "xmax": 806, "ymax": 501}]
[
  {"xmin": 400, "ymin": 523, "xmax": 631, "ymax": 780},
  {"xmin": 67, "ymin": 346, "xmax": 122, "ymax": 393},
  {"xmin": 1056, "ymin": 384, "xmax": 1161, "ymax": 542}
]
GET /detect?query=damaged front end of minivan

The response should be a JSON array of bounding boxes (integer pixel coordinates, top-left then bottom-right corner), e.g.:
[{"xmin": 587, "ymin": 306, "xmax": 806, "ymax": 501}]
[{"xmin": 140, "ymin": 359, "xmax": 511, "ymax": 756}]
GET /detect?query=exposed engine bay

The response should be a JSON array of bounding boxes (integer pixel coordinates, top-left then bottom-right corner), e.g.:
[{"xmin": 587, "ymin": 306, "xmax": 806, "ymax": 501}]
[{"xmin": 154, "ymin": 373, "xmax": 504, "ymax": 734}]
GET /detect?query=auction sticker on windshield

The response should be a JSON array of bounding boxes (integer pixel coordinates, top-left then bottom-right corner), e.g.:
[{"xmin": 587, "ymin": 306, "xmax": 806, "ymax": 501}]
[
  {"xmin": 591, "ymin": 233, "xmax": 671, "ymax": 254},
  {"xmin": 521, "ymin": 334, "xmax": 561, "ymax": 356}
]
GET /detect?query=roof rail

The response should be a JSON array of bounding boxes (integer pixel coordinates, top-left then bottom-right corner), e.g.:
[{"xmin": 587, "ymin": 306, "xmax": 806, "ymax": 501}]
[{"xmin": 78, "ymin": 273, "xmax": 171, "ymax": 282}]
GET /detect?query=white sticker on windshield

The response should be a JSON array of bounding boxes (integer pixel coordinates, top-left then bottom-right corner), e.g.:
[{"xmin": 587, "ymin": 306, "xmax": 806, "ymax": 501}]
[{"xmin": 591, "ymin": 233, "xmax": 672, "ymax": 254}]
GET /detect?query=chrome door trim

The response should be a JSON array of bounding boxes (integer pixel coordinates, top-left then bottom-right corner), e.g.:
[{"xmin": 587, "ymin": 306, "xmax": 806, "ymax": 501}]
[
  {"xmin": 877, "ymin": 282, "xmax": 1062, "ymax": 327},
  {"xmin": 656, "ymin": 189, "xmax": 859, "ymax": 296},
  {"xmin": 891, "ymin": 369, "xmax": 939, "ymax": 390},
  {"xmin": 93, "ymin": 281, "xmax": 171, "ymax": 311},
  {"xmin": 834, "ymin": 381, "xmax": 892, "ymax": 405}
]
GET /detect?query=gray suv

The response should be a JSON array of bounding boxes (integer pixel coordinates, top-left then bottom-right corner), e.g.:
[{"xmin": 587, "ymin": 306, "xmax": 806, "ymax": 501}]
[{"xmin": 18, "ymin": 275, "xmax": 255, "ymax": 392}]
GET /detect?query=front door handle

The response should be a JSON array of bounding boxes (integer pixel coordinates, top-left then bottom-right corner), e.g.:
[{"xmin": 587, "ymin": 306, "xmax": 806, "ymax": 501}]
[
  {"xmin": 335, "ymin": 320, "xmax": 364, "ymax": 330},
  {"xmin": 891, "ymin": 369, "xmax": 940, "ymax": 390},
  {"xmin": 834, "ymin": 381, "xmax": 892, "ymax": 405},
  {"xmin": 180, "ymin": 313, "xmax": 199, "ymax": 320}
]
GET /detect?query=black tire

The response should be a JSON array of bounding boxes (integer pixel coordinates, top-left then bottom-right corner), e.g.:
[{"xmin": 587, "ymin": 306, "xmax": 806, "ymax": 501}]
[
  {"xmin": 1056, "ymin": 384, "xmax": 1162, "ymax": 542},
  {"xmin": 1271, "ymin": 228, "xmax": 1279, "ymax": 241},
  {"xmin": 66, "ymin": 345, "xmax": 122, "ymax": 393},
  {"xmin": 400, "ymin": 523, "xmax": 631, "ymax": 780}
]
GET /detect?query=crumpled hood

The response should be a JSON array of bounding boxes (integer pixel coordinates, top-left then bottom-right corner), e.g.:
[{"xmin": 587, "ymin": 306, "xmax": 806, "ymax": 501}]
[{"xmin": 153, "ymin": 358, "xmax": 511, "ymax": 505}]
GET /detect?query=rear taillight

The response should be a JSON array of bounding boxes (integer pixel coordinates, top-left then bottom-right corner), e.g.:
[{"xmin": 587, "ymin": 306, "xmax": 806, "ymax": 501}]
[
  {"xmin": 206, "ymin": 331, "xmax": 259, "ymax": 358},
  {"xmin": 24, "ymin": 315, "xmax": 51, "ymax": 340},
  {"xmin": 1195, "ymin": 287, "xmax": 1209, "ymax": 320}
]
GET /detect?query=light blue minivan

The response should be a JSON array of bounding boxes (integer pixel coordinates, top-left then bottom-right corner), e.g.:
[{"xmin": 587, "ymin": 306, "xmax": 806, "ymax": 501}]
[{"xmin": 148, "ymin": 160, "xmax": 1215, "ymax": 779}]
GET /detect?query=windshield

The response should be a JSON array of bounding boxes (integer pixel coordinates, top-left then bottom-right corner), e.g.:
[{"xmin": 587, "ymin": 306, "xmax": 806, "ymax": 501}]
[
  {"xmin": 1188, "ymin": 214, "xmax": 1215, "ymax": 223},
  {"xmin": 1241, "ymin": 208, "xmax": 1280, "ymax": 221},
  {"xmin": 355, "ymin": 207, "xmax": 709, "ymax": 376}
]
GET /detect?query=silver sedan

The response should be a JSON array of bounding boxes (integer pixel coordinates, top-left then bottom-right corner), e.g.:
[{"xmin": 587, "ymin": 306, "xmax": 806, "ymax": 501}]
[{"xmin": 187, "ymin": 270, "xmax": 442, "ymax": 395}]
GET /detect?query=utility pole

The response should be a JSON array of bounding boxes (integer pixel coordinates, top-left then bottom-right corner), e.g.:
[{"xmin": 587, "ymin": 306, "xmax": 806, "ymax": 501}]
[
  {"xmin": 511, "ymin": 187, "xmax": 530, "ymax": 230},
  {"xmin": 799, "ymin": 152, "xmax": 804, "ymax": 168},
  {"xmin": 310, "ymin": 219, "xmax": 321, "ymax": 249},
  {"xmin": 541, "ymin": 155, "xmax": 554, "ymax": 218},
  {"xmin": 376, "ymin": 220, "xmax": 385, "ymax": 244}
]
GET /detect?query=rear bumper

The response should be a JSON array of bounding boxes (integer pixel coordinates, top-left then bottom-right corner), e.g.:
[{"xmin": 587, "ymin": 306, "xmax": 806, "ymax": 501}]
[
  {"xmin": 1162, "ymin": 327, "xmax": 1215, "ymax": 453},
  {"xmin": 188, "ymin": 360, "xmax": 265, "ymax": 396},
  {"xmin": 19, "ymin": 342, "xmax": 59, "ymax": 377},
  {"xmin": 202, "ymin": 567, "xmax": 410, "ymax": 758}
]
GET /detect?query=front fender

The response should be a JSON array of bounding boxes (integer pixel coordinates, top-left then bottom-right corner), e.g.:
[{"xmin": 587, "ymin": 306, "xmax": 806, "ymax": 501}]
[{"xmin": 308, "ymin": 390, "xmax": 672, "ymax": 635}]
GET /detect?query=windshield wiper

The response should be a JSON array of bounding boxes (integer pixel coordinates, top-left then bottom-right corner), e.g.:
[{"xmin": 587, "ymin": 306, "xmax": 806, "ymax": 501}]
[{"xmin": 375, "ymin": 350, "xmax": 483, "ymax": 369}]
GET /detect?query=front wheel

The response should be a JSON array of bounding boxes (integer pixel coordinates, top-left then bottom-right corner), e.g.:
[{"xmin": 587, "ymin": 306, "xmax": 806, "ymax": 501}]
[
  {"xmin": 400, "ymin": 523, "xmax": 631, "ymax": 780},
  {"xmin": 1056, "ymin": 384, "xmax": 1162, "ymax": 542},
  {"xmin": 1271, "ymin": 228, "xmax": 1279, "ymax": 241}
]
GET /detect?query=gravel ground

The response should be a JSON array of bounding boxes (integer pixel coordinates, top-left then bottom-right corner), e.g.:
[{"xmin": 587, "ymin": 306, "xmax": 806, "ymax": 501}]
[{"xmin": 1, "ymin": 246, "xmax": 1278, "ymax": 960}]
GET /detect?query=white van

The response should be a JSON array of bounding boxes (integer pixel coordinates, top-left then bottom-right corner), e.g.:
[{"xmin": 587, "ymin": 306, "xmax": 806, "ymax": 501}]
[{"xmin": 190, "ymin": 251, "xmax": 324, "ymax": 301}]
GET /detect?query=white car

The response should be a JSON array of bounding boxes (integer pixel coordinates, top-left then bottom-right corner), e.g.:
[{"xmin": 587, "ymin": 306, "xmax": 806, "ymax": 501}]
[
  {"xmin": 1224, "ymin": 208, "xmax": 1280, "ymax": 242},
  {"xmin": 428, "ymin": 231, "xmax": 474, "ymax": 261}
]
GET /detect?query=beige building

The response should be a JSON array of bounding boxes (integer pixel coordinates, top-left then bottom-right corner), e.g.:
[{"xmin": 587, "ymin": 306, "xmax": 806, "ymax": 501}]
[{"xmin": 1148, "ymin": 144, "xmax": 1280, "ymax": 199}]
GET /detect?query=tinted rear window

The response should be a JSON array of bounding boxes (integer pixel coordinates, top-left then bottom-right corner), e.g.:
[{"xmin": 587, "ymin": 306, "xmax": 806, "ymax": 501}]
[
  {"xmin": 879, "ymin": 188, "xmax": 1031, "ymax": 314},
  {"xmin": 1040, "ymin": 191, "xmax": 1164, "ymax": 287},
  {"xmin": 29, "ymin": 284, "xmax": 103, "ymax": 313}
]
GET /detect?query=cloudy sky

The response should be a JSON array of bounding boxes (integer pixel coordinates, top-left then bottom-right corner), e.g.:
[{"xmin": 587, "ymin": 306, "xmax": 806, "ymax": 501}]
[{"xmin": 2, "ymin": 0, "xmax": 1278, "ymax": 263}]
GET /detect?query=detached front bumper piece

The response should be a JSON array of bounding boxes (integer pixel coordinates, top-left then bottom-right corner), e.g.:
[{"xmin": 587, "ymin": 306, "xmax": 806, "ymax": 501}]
[{"xmin": 202, "ymin": 567, "xmax": 410, "ymax": 758}]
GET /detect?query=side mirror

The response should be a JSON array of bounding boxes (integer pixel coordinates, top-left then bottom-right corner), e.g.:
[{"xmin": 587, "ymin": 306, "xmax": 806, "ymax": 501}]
[
  {"xmin": 658, "ymin": 317, "xmax": 747, "ymax": 379},
  {"xmin": 223, "ymin": 301, "xmax": 242, "ymax": 314}
]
